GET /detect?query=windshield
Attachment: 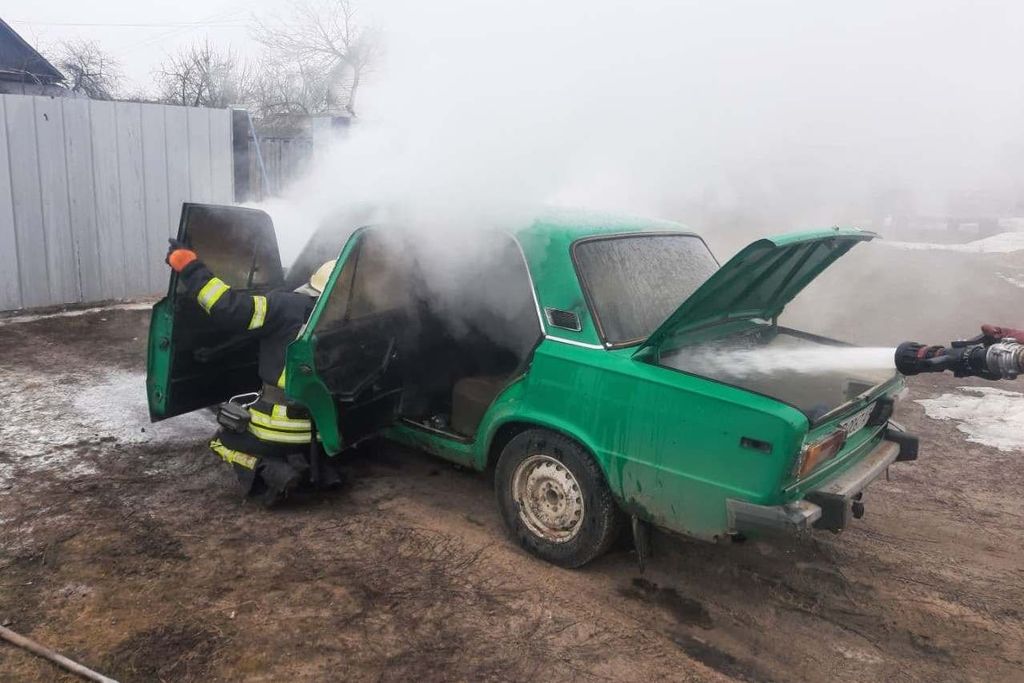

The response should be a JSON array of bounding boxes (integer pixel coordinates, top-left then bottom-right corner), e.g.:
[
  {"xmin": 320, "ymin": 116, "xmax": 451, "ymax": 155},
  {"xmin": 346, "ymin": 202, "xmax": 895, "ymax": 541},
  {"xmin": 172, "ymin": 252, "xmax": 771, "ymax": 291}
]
[{"xmin": 574, "ymin": 234, "xmax": 718, "ymax": 345}]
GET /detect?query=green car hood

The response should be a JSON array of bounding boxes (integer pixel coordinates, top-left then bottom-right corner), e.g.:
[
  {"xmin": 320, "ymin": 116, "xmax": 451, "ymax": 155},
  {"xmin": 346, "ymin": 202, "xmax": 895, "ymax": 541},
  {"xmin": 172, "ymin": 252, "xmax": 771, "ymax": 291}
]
[{"xmin": 639, "ymin": 228, "xmax": 876, "ymax": 355}]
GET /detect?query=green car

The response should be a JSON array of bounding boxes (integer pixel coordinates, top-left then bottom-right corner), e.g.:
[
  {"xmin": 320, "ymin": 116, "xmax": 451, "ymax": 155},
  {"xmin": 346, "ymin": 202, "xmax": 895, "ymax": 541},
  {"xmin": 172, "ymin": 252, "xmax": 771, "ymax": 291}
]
[{"xmin": 148, "ymin": 204, "xmax": 917, "ymax": 567}]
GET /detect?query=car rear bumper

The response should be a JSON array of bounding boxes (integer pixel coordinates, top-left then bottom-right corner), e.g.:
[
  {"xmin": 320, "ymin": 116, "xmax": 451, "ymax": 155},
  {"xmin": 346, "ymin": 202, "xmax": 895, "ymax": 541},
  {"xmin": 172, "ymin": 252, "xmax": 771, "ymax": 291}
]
[
  {"xmin": 727, "ymin": 427, "xmax": 918, "ymax": 535},
  {"xmin": 726, "ymin": 498, "xmax": 823, "ymax": 534}
]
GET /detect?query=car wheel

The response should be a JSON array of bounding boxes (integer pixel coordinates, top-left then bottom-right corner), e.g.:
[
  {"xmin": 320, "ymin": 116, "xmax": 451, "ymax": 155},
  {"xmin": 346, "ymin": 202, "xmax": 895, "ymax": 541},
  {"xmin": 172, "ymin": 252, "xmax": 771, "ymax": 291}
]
[{"xmin": 495, "ymin": 429, "xmax": 624, "ymax": 568}]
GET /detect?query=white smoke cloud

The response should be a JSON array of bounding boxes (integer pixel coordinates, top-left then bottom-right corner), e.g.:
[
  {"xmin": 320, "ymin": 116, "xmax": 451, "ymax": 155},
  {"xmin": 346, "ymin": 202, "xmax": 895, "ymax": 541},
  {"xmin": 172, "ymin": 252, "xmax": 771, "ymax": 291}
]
[{"xmin": 262, "ymin": 0, "xmax": 1024, "ymax": 262}]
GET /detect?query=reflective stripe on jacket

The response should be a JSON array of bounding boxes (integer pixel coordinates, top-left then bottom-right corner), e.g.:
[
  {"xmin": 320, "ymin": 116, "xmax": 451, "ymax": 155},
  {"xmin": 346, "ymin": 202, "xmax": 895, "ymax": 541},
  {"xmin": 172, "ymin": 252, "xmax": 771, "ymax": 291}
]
[
  {"xmin": 177, "ymin": 259, "xmax": 315, "ymax": 397},
  {"xmin": 244, "ymin": 393, "xmax": 312, "ymax": 444},
  {"xmin": 210, "ymin": 438, "xmax": 258, "ymax": 469}
]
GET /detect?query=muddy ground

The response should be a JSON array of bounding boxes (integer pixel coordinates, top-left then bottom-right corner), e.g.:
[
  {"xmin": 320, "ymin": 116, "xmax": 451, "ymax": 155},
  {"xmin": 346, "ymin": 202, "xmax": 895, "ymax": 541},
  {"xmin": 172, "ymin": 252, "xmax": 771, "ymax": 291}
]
[{"xmin": 1, "ymin": 306, "xmax": 1022, "ymax": 682}]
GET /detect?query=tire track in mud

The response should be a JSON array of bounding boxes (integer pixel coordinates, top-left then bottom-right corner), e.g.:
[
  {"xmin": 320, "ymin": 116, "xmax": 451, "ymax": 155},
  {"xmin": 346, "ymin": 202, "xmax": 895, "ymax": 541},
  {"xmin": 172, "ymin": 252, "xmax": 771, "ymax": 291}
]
[{"xmin": 614, "ymin": 576, "xmax": 772, "ymax": 683}]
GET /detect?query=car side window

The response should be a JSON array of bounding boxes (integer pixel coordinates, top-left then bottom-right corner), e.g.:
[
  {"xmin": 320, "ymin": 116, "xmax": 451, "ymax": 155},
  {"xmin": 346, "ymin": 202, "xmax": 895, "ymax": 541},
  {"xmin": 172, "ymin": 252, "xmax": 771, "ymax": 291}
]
[
  {"xmin": 315, "ymin": 244, "xmax": 358, "ymax": 329},
  {"xmin": 346, "ymin": 233, "xmax": 412, "ymax": 319},
  {"xmin": 315, "ymin": 230, "xmax": 412, "ymax": 331}
]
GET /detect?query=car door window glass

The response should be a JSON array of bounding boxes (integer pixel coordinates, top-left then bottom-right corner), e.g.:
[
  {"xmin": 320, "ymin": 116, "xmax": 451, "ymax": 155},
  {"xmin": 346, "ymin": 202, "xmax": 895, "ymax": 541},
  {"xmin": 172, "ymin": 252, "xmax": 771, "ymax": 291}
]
[
  {"xmin": 179, "ymin": 206, "xmax": 282, "ymax": 291},
  {"xmin": 347, "ymin": 233, "xmax": 412, "ymax": 320},
  {"xmin": 316, "ymin": 248, "xmax": 358, "ymax": 329}
]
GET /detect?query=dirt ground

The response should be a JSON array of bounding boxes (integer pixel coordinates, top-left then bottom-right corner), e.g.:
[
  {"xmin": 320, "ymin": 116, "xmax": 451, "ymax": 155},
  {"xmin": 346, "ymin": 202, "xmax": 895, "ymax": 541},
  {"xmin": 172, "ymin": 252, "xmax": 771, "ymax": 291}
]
[{"xmin": 1, "ymin": 305, "xmax": 1022, "ymax": 683}]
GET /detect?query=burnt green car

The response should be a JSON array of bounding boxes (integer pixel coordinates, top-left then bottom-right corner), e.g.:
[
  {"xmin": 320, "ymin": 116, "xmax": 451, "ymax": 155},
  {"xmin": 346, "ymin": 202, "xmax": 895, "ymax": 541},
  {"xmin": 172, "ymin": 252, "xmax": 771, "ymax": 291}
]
[{"xmin": 148, "ymin": 204, "xmax": 916, "ymax": 567}]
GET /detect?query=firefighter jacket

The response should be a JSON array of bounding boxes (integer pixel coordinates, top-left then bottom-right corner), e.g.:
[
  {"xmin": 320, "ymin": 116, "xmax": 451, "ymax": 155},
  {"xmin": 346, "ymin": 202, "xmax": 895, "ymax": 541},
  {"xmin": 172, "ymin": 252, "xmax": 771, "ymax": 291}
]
[{"xmin": 178, "ymin": 260, "xmax": 317, "ymax": 446}]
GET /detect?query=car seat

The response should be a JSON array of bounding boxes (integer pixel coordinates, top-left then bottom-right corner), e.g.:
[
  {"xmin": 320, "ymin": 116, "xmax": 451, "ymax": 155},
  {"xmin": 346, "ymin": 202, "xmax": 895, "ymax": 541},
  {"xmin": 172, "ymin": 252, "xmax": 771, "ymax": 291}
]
[{"xmin": 451, "ymin": 376, "xmax": 509, "ymax": 436}]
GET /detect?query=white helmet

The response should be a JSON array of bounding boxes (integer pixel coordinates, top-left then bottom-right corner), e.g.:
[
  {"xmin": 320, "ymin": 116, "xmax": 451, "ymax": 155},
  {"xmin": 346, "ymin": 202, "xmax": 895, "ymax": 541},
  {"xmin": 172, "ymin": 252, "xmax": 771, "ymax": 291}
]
[
  {"xmin": 310, "ymin": 259, "xmax": 336, "ymax": 293},
  {"xmin": 295, "ymin": 260, "xmax": 336, "ymax": 296}
]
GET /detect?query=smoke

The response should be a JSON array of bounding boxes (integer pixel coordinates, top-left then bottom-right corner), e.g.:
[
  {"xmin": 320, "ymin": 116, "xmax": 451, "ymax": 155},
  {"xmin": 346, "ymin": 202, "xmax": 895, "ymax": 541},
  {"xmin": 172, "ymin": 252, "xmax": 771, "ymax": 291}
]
[
  {"xmin": 263, "ymin": 0, "xmax": 1024, "ymax": 260},
  {"xmin": 253, "ymin": 0, "xmax": 1024, "ymax": 350},
  {"xmin": 406, "ymin": 0, "xmax": 1023, "ymax": 217}
]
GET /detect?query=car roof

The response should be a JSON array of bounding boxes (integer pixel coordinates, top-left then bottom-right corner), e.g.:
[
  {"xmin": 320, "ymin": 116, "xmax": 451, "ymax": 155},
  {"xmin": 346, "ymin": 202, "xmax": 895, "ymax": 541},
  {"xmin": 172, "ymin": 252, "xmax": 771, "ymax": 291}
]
[{"xmin": 512, "ymin": 207, "xmax": 693, "ymax": 249}]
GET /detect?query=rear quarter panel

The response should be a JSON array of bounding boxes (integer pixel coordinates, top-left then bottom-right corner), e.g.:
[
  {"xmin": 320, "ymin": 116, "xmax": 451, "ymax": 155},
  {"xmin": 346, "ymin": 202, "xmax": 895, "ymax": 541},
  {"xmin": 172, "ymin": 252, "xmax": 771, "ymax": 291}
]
[{"xmin": 493, "ymin": 340, "xmax": 808, "ymax": 540}]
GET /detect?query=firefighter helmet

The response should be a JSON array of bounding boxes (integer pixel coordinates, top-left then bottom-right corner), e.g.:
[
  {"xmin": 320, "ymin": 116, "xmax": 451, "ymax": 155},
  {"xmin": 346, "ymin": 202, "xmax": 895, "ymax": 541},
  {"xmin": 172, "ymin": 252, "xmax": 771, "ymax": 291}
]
[
  {"xmin": 309, "ymin": 260, "xmax": 336, "ymax": 293},
  {"xmin": 294, "ymin": 260, "xmax": 337, "ymax": 297}
]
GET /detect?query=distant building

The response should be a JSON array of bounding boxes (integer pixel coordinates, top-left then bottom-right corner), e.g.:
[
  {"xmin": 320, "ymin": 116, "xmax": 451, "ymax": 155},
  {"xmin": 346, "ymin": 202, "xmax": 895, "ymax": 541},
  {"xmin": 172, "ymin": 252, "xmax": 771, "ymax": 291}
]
[{"xmin": 0, "ymin": 17, "xmax": 68, "ymax": 96}]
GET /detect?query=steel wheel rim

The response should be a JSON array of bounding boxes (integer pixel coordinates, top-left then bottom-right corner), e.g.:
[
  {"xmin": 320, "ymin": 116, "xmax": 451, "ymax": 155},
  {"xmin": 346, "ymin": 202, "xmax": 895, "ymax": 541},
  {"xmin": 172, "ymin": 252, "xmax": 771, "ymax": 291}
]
[{"xmin": 511, "ymin": 454, "xmax": 584, "ymax": 543}]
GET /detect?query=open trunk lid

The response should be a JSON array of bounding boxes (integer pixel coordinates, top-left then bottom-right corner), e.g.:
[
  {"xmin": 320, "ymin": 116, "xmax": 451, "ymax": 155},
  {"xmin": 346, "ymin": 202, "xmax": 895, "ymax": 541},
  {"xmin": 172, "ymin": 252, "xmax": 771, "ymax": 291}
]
[{"xmin": 637, "ymin": 228, "xmax": 876, "ymax": 357}]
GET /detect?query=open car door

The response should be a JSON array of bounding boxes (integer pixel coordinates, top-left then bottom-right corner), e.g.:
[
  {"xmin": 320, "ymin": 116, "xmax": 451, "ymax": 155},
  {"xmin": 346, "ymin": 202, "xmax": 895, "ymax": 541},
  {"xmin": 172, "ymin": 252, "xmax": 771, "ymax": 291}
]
[
  {"xmin": 147, "ymin": 203, "xmax": 283, "ymax": 421},
  {"xmin": 285, "ymin": 228, "xmax": 409, "ymax": 454}
]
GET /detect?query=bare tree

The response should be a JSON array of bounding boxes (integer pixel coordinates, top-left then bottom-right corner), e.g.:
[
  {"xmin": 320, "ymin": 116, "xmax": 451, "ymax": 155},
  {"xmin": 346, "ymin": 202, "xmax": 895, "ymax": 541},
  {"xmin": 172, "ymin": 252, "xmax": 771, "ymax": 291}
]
[
  {"xmin": 155, "ymin": 41, "xmax": 252, "ymax": 108},
  {"xmin": 52, "ymin": 40, "xmax": 122, "ymax": 100},
  {"xmin": 245, "ymin": 56, "xmax": 330, "ymax": 122},
  {"xmin": 253, "ymin": 0, "xmax": 381, "ymax": 117}
]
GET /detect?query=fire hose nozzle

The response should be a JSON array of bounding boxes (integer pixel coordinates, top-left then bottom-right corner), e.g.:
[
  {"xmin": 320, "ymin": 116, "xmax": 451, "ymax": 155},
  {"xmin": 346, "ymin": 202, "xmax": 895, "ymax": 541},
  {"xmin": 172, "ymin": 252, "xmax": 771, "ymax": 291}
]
[
  {"xmin": 895, "ymin": 339, "xmax": 1024, "ymax": 380},
  {"xmin": 894, "ymin": 342, "xmax": 946, "ymax": 376}
]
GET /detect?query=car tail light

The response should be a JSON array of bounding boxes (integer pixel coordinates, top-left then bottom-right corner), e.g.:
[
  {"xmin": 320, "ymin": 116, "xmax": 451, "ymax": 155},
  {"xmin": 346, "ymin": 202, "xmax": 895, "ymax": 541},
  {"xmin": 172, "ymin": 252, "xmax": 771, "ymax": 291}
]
[{"xmin": 795, "ymin": 429, "xmax": 848, "ymax": 478}]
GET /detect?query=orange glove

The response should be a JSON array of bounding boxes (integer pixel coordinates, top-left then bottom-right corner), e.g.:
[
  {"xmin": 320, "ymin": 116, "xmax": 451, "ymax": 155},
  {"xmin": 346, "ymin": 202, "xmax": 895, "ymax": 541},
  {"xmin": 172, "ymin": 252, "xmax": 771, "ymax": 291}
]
[
  {"xmin": 166, "ymin": 238, "xmax": 197, "ymax": 272},
  {"xmin": 981, "ymin": 324, "xmax": 1024, "ymax": 343}
]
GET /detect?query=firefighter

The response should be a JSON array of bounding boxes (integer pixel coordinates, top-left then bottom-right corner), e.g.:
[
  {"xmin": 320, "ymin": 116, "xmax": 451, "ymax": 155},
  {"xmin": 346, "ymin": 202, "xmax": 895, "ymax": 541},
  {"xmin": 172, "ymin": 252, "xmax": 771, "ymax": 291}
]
[{"xmin": 166, "ymin": 238, "xmax": 337, "ymax": 504}]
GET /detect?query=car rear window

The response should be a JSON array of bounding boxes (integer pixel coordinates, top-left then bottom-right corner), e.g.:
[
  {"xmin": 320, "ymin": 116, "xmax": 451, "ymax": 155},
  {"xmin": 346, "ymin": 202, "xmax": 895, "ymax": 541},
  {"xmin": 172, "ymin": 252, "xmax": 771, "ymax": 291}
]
[{"xmin": 574, "ymin": 234, "xmax": 718, "ymax": 345}]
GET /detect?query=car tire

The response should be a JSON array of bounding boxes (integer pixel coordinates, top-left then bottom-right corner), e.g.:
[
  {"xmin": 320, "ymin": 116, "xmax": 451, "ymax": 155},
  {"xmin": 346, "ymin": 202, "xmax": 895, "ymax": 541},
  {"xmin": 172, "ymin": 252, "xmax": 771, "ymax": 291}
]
[{"xmin": 495, "ymin": 428, "xmax": 624, "ymax": 568}]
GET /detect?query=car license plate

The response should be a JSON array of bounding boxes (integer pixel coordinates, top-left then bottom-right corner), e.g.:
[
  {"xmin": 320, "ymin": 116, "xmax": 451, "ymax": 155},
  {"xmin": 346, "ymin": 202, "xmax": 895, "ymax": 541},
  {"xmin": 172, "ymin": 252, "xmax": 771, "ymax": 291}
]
[{"xmin": 840, "ymin": 405, "xmax": 873, "ymax": 435}]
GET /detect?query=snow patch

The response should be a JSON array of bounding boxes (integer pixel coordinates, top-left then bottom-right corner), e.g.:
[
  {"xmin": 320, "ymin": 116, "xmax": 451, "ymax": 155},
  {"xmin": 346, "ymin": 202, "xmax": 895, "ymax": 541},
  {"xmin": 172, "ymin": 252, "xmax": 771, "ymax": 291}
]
[
  {"xmin": 916, "ymin": 386, "xmax": 1024, "ymax": 451},
  {"xmin": 833, "ymin": 644, "xmax": 883, "ymax": 665},
  {"xmin": 997, "ymin": 272, "xmax": 1024, "ymax": 289},
  {"xmin": 0, "ymin": 369, "xmax": 213, "ymax": 488},
  {"xmin": 880, "ymin": 232, "xmax": 1024, "ymax": 254},
  {"xmin": 73, "ymin": 370, "xmax": 213, "ymax": 446}
]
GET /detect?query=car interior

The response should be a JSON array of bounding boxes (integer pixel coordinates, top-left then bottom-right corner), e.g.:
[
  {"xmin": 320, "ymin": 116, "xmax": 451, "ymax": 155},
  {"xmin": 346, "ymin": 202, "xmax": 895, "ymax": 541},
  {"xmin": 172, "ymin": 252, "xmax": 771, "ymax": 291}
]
[{"xmin": 300, "ymin": 227, "xmax": 542, "ymax": 440}]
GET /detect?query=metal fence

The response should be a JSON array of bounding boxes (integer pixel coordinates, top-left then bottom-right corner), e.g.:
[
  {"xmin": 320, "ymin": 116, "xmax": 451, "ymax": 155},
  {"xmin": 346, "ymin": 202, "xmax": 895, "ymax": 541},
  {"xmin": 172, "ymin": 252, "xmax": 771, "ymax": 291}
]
[
  {"xmin": 245, "ymin": 135, "xmax": 314, "ymax": 202},
  {"xmin": 0, "ymin": 94, "xmax": 234, "ymax": 311}
]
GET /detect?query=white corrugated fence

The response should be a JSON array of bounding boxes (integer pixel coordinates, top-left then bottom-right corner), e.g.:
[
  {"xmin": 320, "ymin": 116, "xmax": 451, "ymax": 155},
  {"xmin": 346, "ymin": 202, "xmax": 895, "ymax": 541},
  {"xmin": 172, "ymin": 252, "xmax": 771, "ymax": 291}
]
[{"xmin": 0, "ymin": 94, "xmax": 234, "ymax": 311}]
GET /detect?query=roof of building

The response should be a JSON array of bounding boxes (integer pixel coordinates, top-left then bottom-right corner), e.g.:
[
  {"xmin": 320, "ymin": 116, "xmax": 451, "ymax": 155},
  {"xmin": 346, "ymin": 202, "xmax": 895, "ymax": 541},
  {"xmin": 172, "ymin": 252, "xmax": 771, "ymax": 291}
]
[{"xmin": 0, "ymin": 18, "xmax": 63, "ymax": 84}]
